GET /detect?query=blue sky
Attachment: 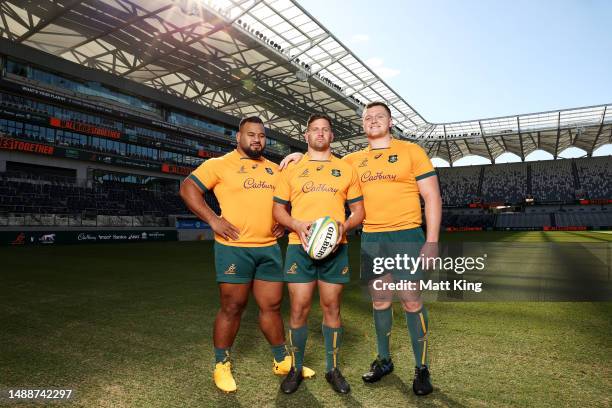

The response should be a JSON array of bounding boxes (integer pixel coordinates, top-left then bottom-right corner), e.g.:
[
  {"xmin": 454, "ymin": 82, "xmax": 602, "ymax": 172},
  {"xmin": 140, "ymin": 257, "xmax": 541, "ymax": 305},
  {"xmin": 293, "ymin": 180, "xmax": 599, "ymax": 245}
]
[{"xmin": 298, "ymin": 0, "xmax": 612, "ymax": 165}]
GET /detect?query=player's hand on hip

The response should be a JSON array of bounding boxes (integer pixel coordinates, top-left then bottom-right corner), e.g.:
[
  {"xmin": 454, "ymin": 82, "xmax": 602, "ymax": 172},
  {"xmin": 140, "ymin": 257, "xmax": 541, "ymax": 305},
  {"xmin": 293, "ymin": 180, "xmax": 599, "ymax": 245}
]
[
  {"xmin": 279, "ymin": 152, "xmax": 304, "ymax": 170},
  {"xmin": 420, "ymin": 242, "xmax": 439, "ymax": 270},
  {"xmin": 211, "ymin": 216, "xmax": 240, "ymax": 240},
  {"xmin": 292, "ymin": 220, "xmax": 313, "ymax": 251},
  {"xmin": 272, "ymin": 222, "xmax": 285, "ymax": 238}
]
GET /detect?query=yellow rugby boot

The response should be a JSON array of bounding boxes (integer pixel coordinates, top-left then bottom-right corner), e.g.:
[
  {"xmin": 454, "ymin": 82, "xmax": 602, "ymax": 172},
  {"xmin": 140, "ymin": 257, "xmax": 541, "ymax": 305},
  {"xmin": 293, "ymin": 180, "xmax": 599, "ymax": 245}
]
[
  {"xmin": 214, "ymin": 361, "xmax": 237, "ymax": 393},
  {"xmin": 273, "ymin": 355, "xmax": 315, "ymax": 378}
]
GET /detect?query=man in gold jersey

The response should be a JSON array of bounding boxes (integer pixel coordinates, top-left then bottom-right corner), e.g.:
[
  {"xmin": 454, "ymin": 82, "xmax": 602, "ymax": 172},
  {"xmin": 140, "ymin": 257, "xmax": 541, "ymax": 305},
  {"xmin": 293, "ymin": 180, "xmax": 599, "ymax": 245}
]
[
  {"xmin": 280, "ymin": 102, "xmax": 442, "ymax": 396},
  {"xmin": 180, "ymin": 117, "xmax": 314, "ymax": 393},
  {"xmin": 273, "ymin": 114, "xmax": 364, "ymax": 394}
]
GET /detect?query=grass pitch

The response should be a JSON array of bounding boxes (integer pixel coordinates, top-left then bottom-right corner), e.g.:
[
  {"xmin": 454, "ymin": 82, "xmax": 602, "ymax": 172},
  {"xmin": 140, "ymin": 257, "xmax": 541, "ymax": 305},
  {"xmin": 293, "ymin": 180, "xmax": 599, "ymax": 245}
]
[{"xmin": 1, "ymin": 231, "xmax": 611, "ymax": 407}]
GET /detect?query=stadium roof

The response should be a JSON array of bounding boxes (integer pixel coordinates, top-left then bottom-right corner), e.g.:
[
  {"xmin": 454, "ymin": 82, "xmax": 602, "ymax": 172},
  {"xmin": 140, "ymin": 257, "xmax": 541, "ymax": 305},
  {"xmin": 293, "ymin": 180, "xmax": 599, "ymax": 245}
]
[{"xmin": 1, "ymin": 0, "xmax": 610, "ymax": 163}]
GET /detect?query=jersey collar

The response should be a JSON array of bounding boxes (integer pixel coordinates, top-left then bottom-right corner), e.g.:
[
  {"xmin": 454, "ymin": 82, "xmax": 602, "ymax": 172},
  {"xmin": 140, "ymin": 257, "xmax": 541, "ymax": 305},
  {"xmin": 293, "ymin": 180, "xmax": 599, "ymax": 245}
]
[
  {"xmin": 305, "ymin": 151, "xmax": 333, "ymax": 162},
  {"xmin": 367, "ymin": 137, "xmax": 395, "ymax": 151},
  {"xmin": 233, "ymin": 149, "xmax": 265, "ymax": 162}
]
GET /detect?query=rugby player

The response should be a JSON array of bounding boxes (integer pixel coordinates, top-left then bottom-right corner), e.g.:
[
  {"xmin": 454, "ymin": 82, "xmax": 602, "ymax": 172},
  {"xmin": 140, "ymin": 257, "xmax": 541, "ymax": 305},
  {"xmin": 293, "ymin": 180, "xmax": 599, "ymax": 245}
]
[
  {"xmin": 180, "ymin": 116, "xmax": 314, "ymax": 393},
  {"xmin": 272, "ymin": 114, "xmax": 364, "ymax": 394},
  {"xmin": 280, "ymin": 102, "xmax": 441, "ymax": 396}
]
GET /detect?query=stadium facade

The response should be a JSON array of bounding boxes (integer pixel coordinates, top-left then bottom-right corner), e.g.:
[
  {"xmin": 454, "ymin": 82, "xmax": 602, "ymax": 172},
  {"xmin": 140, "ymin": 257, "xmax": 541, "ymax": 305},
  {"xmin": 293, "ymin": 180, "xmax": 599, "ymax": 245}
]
[{"xmin": 0, "ymin": 0, "xmax": 610, "ymax": 243}]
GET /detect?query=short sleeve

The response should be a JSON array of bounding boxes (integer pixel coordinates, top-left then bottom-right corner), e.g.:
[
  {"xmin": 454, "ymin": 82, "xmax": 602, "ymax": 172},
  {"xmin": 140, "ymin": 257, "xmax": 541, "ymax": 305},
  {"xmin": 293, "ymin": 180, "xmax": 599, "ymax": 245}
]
[
  {"xmin": 188, "ymin": 159, "xmax": 220, "ymax": 192},
  {"xmin": 273, "ymin": 168, "xmax": 291, "ymax": 205},
  {"xmin": 346, "ymin": 166, "xmax": 363, "ymax": 204},
  {"xmin": 410, "ymin": 145, "xmax": 436, "ymax": 181}
]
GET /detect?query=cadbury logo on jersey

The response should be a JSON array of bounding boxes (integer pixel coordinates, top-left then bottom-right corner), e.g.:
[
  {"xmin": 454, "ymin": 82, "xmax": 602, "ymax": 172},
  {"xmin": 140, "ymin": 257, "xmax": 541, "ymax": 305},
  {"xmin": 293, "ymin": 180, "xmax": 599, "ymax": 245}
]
[
  {"xmin": 360, "ymin": 170, "xmax": 397, "ymax": 183},
  {"xmin": 243, "ymin": 178, "xmax": 275, "ymax": 190},
  {"xmin": 301, "ymin": 181, "xmax": 339, "ymax": 194}
]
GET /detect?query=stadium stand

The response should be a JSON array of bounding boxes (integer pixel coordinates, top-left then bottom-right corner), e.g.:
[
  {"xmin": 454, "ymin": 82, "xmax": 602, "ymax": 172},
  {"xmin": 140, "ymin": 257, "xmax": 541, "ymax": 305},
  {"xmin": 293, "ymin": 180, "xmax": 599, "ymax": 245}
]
[
  {"xmin": 575, "ymin": 156, "xmax": 611, "ymax": 200},
  {"xmin": 481, "ymin": 162, "xmax": 528, "ymax": 204},
  {"xmin": 530, "ymin": 159, "xmax": 575, "ymax": 202},
  {"xmin": 437, "ymin": 166, "xmax": 481, "ymax": 206}
]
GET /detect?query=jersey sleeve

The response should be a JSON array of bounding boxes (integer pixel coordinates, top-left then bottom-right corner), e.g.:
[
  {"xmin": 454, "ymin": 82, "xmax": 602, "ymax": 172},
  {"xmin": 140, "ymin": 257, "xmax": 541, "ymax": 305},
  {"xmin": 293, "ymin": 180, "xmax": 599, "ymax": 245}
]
[
  {"xmin": 346, "ymin": 165, "xmax": 363, "ymax": 204},
  {"xmin": 188, "ymin": 159, "xmax": 220, "ymax": 191},
  {"xmin": 410, "ymin": 144, "xmax": 436, "ymax": 181},
  {"xmin": 273, "ymin": 167, "xmax": 291, "ymax": 205}
]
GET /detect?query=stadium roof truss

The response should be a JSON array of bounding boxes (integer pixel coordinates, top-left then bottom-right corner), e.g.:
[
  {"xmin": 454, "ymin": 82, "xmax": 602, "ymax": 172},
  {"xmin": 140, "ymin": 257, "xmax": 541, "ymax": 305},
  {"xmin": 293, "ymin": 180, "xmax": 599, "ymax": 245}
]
[{"xmin": 1, "ymin": 0, "xmax": 610, "ymax": 162}]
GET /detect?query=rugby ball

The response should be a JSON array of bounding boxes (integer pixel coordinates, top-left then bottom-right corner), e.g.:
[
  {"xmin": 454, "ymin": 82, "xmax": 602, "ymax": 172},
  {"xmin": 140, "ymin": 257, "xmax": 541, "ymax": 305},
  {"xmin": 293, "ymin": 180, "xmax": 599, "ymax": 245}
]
[{"xmin": 306, "ymin": 216, "xmax": 339, "ymax": 260}]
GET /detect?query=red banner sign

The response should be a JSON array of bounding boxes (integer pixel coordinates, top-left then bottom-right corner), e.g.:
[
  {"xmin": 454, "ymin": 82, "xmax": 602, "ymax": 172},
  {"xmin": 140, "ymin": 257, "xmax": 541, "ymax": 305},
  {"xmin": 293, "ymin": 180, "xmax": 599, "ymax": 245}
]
[
  {"xmin": 49, "ymin": 117, "xmax": 121, "ymax": 139},
  {"xmin": 0, "ymin": 136, "xmax": 54, "ymax": 155},
  {"xmin": 161, "ymin": 163, "xmax": 193, "ymax": 176}
]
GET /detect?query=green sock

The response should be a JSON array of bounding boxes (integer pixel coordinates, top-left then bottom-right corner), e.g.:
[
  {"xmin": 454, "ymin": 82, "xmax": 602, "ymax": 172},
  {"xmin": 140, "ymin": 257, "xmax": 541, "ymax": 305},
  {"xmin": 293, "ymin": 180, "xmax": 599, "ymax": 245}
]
[
  {"xmin": 214, "ymin": 347, "xmax": 230, "ymax": 364},
  {"xmin": 288, "ymin": 325, "xmax": 308, "ymax": 371},
  {"xmin": 271, "ymin": 343, "xmax": 287, "ymax": 362},
  {"xmin": 322, "ymin": 324, "xmax": 343, "ymax": 372},
  {"xmin": 373, "ymin": 307, "xmax": 393, "ymax": 360},
  {"xmin": 405, "ymin": 307, "xmax": 429, "ymax": 367}
]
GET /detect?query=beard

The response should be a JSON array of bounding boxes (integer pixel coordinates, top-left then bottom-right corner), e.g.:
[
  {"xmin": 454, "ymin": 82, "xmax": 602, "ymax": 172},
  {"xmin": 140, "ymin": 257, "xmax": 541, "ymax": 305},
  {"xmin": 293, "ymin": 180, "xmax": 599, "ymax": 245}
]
[{"xmin": 243, "ymin": 143, "xmax": 265, "ymax": 158}]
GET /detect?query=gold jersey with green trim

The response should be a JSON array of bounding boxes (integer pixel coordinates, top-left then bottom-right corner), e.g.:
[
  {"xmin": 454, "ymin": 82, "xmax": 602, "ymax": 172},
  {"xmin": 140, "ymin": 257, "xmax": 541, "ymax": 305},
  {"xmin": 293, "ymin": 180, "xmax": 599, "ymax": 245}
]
[
  {"xmin": 188, "ymin": 149, "xmax": 279, "ymax": 247},
  {"xmin": 343, "ymin": 138, "xmax": 436, "ymax": 233},
  {"xmin": 274, "ymin": 153, "xmax": 363, "ymax": 245}
]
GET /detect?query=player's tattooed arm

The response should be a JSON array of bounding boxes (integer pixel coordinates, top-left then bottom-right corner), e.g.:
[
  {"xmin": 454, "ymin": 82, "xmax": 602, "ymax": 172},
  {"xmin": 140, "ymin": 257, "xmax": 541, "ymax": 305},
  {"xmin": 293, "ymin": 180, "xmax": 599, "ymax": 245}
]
[
  {"xmin": 272, "ymin": 202, "xmax": 312, "ymax": 250},
  {"xmin": 278, "ymin": 152, "xmax": 304, "ymax": 170},
  {"xmin": 180, "ymin": 178, "xmax": 240, "ymax": 240}
]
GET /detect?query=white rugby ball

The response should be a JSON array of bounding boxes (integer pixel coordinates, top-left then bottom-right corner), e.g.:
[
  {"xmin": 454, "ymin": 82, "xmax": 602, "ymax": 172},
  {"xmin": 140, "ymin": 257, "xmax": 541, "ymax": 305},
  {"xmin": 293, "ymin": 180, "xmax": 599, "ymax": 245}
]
[{"xmin": 306, "ymin": 216, "xmax": 339, "ymax": 260}]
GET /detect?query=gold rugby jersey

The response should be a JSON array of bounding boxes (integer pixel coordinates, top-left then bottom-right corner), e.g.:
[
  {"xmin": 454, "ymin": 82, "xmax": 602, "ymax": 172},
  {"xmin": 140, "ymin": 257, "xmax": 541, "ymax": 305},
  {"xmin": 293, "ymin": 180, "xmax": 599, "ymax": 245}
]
[
  {"xmin": 188, "ymin": 150, "xmax": 278, "ymax": 247},
  {"xmin": 273, "ymin": 153, "xmax": 363, "ymax": 245},
  {"xmin": 343, "ymin": 139, "xmax": 436, "ymax": 232}
]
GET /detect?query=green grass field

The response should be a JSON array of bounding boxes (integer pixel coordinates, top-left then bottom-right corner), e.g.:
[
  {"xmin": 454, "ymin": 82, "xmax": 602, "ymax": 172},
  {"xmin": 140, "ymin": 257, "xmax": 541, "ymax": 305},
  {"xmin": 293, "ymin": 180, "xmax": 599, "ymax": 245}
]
[{"xmin": 1, "ymin": 231, "xmax": 611, "ymax": 407}]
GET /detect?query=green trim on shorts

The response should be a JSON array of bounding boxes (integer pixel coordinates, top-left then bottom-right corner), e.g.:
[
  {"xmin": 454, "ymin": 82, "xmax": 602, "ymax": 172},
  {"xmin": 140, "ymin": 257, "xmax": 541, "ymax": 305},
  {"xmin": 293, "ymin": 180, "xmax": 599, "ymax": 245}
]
[
  {"xmin": 361, "ymin": 227, "xmax": 425, "ymax": 243},
  {"xmin": 284, "ymin": 244, "xmax": 350, "ymax": 284},
  {"xmin": 214, "ymin": 242, "xmax": 283, "ymax": 283}
]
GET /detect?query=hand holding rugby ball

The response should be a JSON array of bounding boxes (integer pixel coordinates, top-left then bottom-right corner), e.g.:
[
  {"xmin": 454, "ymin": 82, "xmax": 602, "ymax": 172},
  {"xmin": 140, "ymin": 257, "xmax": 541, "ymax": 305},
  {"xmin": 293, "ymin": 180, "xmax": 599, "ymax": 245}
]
[{"xmin": 306, "ymin": 216, "xmax": 339, "ymax": 260}]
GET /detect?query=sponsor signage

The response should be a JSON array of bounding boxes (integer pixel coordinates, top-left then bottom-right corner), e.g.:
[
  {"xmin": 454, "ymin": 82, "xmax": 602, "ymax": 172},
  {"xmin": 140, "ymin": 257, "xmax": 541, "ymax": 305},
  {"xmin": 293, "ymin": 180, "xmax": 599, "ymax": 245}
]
[
  {"xmin": 49, "ymin": 117, "xmax": 121, "ymax": 139},
  {"xmin": 0, "ymin": 136, "xmax": 54, "ymax": 155},
  {"xmin": 1, "ymin": 230, "xmax": 177, "ymax": 245},
  {"xmin": 161, "ymin": 163, "xmax": 194, "ymax": 175},
  {"xmin": 176, "ymin": 220, "xmax": 210, "ymax": 229}
]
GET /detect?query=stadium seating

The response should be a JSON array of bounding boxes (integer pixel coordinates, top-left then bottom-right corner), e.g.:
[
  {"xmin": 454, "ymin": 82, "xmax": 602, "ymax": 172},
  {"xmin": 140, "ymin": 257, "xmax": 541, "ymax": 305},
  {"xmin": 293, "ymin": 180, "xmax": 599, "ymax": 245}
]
[
  {"xmin": 530, "ymin": 159, "xmax": 575, "ymax": 202},
  {"xmin": 575, "ymin": 157, "xmax": 611, "ymax": 199},
  {"xmin": 437, "ymin": 166, "xmax": 480, "ymax": 206},
  {"xmin": 0, "ymin": 172, "xmax": 204, "ymax": 220},
  {"xmin": 481, "ymin": 162, "xmax": 527, "ymax": 204}
]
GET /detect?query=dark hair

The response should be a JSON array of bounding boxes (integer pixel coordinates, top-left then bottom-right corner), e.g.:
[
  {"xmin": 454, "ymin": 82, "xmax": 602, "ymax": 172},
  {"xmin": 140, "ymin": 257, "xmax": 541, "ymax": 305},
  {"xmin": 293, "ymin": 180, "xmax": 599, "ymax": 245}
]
[
  {"xmin": 239, "ymin": 116, "xmax": 264, "ymax": 131},
  {"xmin": 307, "ymin": 113, "xmax": 333, "ymax": 130},
  {"xmin": 364, "ymin": 101, "xmax": 391, "ymax": 117}
]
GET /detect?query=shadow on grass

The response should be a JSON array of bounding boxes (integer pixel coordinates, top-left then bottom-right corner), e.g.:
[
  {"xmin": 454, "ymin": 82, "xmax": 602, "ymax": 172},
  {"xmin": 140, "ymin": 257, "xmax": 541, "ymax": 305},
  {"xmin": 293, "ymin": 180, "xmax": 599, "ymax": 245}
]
[
  {"xmin": 212, "ymin": 391, "xmax": 241, "ymax": 407},
  {"xmin": 364, "ymin": 373, "xmax": 467, "ymax": 408},
  {"xmin": 274, "ymin": 383, "xmax": 323, "ymax": 407}
]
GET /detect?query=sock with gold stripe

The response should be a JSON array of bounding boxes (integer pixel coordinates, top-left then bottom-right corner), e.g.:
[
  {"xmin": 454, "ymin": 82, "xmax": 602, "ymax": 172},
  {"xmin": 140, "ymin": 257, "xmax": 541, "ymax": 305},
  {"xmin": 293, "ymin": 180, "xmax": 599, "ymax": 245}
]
[
  {"xmin": 288, "ymin": 325, "xmax": 308, "ymax": 371},
  {"xmin": 405, "ymin": 307, "xmax": 429, "ymax": 367},
  {"xmin": 322, "ymin": 324, "xmax": 343, "ymax": 373},
  {"xmin": 373, "ymin": 307, "xmax": 393, "ymax": 360},
  {"xmin": 214, "ymin": 347, "xmax": 230, "ymax": 364},
  {"xmin": 271, "ymin": 343, "xmax": 287, "ymax": 362}
]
